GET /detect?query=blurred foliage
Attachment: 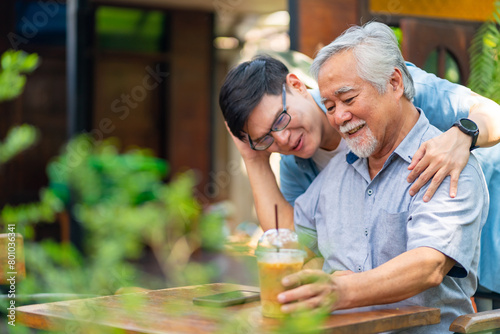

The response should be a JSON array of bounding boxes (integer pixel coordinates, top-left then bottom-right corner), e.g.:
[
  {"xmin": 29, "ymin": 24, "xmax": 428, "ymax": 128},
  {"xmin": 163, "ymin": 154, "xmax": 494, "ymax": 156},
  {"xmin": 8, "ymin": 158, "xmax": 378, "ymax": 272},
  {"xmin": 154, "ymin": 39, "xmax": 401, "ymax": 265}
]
[
  {"xmin": 2, "ymin": 135, "xmax": 226, "ymax": 299},
  {"xmin": 0, "ymin": 50, "xmax": 40, "ymax": 165},
  {"xmin": 0, "ymin": 50, "xmax": 39, "ymax": 102},
  {"xmin": 1, "ymin": 188, "xmax": 62, "ymax": 227},
  {"xmin": 0, "ymin": 124, "xmax": 39, "ymax": 165},
  {"xmin": 469, "ymin": 1, "xmax": 500, "ymax": 103},
  {"xmin": 391, "ymin": 27, "xmax": 403, "ymax": 49}
]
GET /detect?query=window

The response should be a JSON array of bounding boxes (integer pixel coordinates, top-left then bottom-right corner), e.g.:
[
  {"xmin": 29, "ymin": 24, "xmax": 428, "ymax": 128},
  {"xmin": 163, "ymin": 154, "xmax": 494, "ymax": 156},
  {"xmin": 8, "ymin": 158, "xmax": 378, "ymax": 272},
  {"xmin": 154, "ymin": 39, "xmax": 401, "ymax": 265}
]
[
  {"xmin": 423, "ymin": 49, "xmax": 461, "ymax": 83},
  {"xmin": 96, "ymin": 6, "xmax": 166, "ymax": 53}
]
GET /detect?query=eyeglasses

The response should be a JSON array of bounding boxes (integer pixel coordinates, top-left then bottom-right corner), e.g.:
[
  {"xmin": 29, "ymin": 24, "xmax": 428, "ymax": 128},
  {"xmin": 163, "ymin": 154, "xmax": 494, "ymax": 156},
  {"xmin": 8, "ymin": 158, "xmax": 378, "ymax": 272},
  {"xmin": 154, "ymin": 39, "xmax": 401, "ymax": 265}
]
[{"xmin": 247, "ymin": 84, "xmax": 291, "ymax": 151}]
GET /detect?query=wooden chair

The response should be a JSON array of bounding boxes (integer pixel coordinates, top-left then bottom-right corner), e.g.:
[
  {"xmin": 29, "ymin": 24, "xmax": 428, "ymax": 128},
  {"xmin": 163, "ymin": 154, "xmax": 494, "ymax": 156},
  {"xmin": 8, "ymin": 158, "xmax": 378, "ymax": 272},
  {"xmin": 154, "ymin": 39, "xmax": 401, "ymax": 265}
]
[{"xmin": 450, "ymin": 309, "xmax": 500, "ymax": 333}]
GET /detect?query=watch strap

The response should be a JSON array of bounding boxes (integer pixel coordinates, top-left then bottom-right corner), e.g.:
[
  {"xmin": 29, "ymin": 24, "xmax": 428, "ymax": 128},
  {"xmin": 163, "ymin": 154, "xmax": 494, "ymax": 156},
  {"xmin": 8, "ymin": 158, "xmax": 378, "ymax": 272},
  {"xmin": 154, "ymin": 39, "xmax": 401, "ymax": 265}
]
[{"xmin": 452, "ymin": 118, "xmax": 479, "ymax": 151}]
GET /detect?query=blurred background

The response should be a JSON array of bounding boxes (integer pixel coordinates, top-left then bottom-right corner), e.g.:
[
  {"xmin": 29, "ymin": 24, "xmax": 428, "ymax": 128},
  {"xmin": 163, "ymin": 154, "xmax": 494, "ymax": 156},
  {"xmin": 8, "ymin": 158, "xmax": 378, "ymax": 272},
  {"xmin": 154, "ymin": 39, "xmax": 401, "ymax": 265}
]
[{"xmin": 0, "ymin": 0, "xmax": 499, "ymax": 330}]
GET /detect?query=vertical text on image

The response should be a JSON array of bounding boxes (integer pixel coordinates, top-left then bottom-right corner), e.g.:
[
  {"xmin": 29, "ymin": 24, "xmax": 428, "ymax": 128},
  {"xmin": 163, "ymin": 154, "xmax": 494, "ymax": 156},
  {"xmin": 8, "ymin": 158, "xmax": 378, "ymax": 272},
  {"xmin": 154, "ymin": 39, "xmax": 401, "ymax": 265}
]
[{"xmin": 6, "ymin": 225, "xmax": 18, "ymax": 326}]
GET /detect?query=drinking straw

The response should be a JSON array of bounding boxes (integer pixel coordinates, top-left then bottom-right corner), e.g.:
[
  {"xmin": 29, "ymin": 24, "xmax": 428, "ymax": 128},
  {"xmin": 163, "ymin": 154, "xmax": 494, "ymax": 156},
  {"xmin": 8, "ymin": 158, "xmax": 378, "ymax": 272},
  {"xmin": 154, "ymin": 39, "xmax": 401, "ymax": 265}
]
[
  {"xmin": 275, "ymin": 204, "xmax": 279, "ymax": 252},
  {"xmin": 275, "ymin": 204, "xmax": 279, "ymax": 231}
]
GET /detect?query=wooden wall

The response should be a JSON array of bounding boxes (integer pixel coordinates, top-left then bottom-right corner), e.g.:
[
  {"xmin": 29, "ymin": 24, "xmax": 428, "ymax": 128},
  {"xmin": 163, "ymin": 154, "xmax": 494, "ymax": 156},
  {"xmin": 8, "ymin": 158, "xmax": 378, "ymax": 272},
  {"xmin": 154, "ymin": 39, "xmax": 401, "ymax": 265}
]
[{"xmin": 168, "ymin": 11, "xmax": 213, "ymax": 190}]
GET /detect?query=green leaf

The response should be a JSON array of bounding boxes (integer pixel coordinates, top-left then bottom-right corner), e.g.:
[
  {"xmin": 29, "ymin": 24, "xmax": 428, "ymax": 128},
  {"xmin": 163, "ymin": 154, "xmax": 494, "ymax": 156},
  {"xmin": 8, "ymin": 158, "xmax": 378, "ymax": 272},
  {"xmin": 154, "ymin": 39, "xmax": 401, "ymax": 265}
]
[
  {"xmin": 0, "ymin": 50, "xmax": 39, "ymax": 102},
  {"xmin": 468, "ymin": 4, "xmax": 500, "ymax": 105},
  {"xmin": 19, "ymin": 52, "xmax": 39, "ymax": 72},
  {"xmin": 0, "ymin": 124, "xmax": 39, "ymax": 164},
  {"xmin": 1, "ymin": 50, "xmax": 13, "ymax": 70}
]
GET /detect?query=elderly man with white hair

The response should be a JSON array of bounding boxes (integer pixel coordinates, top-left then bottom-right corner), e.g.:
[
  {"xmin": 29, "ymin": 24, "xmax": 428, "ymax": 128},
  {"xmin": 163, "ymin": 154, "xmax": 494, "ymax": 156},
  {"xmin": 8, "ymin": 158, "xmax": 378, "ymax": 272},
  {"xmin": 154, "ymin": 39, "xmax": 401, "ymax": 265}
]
[{"xmin": 277, "ymin": 22, "xmax": 489, "ymax": 333}]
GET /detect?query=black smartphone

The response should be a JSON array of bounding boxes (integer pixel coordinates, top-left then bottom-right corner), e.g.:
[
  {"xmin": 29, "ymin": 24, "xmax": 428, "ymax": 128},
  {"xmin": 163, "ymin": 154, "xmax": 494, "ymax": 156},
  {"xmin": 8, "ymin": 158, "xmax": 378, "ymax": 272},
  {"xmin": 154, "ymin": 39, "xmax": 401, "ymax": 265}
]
[{"xmin": 192, "ymin": 290, "xmax": 260, "ymax": 307}]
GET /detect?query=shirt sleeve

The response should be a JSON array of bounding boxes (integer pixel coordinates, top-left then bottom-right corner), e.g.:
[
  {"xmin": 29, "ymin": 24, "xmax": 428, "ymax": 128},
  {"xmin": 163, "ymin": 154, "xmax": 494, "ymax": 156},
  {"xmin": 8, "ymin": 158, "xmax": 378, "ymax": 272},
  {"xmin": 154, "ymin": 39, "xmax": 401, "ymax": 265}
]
[
  {"xmin": 406, "ymin": 155, "xmax": 489, "ymax": 277},
  {"xmin": 407, "ymin": 62, "xmax": 475, "ymax": 132},
  {"xmin": 293, "ymin": 172, "xmax": 325, "ymax": 256},
  {"xmin": 279, "ymin": 155, "xmax": 314, "ymax": 207}
]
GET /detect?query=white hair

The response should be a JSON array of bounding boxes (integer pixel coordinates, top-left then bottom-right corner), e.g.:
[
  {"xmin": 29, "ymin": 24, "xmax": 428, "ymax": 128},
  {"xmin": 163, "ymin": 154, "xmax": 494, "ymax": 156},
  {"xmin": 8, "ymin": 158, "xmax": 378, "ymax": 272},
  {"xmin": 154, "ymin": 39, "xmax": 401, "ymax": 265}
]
[{"xmin": 310, "ymin": 21, "xmax": 415, "ymax": 100}]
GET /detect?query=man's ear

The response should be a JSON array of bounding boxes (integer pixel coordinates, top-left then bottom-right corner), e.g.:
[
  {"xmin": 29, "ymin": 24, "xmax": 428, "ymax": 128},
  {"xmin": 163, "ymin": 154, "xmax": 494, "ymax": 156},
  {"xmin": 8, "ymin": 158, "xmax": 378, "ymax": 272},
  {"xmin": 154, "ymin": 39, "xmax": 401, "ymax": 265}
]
[
  {"xmin": 390, "ymin": 68, "xmax": 405, "ymax": 97},
  {"xmin": 286, "ymin": 73, "xmax": 308, "ymax": 95}
]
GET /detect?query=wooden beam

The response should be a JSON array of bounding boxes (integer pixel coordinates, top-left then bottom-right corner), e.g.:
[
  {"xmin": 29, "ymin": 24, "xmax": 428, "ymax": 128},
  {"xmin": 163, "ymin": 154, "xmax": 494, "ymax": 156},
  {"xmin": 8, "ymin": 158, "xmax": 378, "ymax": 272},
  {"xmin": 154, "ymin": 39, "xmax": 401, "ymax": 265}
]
[{"xmin": 168, "ymin": 10, "xmax": 213, "ymax": 201}]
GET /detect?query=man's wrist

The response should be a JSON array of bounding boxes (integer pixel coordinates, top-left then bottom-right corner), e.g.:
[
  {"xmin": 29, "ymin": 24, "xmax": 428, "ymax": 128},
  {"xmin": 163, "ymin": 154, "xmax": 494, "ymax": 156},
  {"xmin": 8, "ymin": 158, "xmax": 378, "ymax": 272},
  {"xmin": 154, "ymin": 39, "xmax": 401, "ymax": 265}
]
[
  {"xmin": 242, "ymin": 154, "xmax": 272, "ymax": 168},
  {"xmin": 332, "ymin": 274, "xmax": 353, "ymax": 310},
  {"xmin": 452, "ymin": 118, "xmax": 479, "ymax": 151},
  {"xmin": 450, "ymin": 126, "xmax": 474, "ymax": 150}
]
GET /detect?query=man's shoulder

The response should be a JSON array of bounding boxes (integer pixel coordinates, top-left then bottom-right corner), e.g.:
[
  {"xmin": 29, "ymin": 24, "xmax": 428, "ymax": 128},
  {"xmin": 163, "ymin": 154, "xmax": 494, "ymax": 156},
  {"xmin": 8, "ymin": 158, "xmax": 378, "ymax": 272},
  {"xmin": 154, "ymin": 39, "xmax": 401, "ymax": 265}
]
[
  {"xmin": 465, "ymin": 152, "xmax": 489, "ymax": 186},
  {"xmin": 280, "ymin": 154, "xmax": 310, "ymax": 174},
  {"xmin": 279, "ymin": 154, "xmax": 320, "ymax": 203},
  {"xmin": 420, "ymin": 115, "xmax": 444, "ymax": 140}
]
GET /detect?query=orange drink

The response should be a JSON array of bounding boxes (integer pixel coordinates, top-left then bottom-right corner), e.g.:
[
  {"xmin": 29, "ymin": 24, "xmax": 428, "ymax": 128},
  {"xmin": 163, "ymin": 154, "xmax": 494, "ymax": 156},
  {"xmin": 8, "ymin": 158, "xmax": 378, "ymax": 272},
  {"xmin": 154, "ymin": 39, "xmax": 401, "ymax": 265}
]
[{"xmin": 256, "ymin": 249, "xmax": 305, "ymax": 318}]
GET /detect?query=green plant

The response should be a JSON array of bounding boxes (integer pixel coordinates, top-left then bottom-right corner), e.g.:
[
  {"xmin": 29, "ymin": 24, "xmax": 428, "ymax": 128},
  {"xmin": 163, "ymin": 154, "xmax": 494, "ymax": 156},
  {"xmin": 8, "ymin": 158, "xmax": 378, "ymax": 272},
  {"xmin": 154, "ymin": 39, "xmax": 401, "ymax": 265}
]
[
  {"xmin": 468, "ymin": 1, "xmax": 500, "ymax": 102},
  {"xmin": 0, "ymin": 50, "xmax": 39, "ymax": 103},
  {"xmin": 0, "ymin": 50, "xmax": 40, "ymax": 165},
  {"xmin": 3, "ymin": 135, "xmax": 226, "ymax": 298}
]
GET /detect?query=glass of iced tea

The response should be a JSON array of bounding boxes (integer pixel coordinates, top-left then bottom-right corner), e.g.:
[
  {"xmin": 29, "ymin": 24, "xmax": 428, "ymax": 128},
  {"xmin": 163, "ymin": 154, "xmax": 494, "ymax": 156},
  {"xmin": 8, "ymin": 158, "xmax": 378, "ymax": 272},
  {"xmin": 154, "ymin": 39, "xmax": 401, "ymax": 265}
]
[{"xmin": 255, "ymin": 229, "xmax": 305, "ymax": 318}]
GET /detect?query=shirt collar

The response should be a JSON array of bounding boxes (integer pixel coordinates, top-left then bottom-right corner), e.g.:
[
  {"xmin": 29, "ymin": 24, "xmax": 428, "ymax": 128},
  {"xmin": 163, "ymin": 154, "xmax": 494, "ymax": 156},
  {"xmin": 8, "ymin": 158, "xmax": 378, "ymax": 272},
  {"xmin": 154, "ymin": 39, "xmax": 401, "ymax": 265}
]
[{"xmin": 392, "ymin": 108, "xmax": 429, "ymax": 164}]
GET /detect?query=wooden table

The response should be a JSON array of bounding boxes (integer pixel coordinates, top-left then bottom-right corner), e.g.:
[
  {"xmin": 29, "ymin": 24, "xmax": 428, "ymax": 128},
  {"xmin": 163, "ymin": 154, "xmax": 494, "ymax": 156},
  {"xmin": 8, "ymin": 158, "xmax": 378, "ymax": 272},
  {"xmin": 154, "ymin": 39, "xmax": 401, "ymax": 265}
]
[{"xmin": 17, "ymin": 283, "xmax": 440, "ymax": 333}]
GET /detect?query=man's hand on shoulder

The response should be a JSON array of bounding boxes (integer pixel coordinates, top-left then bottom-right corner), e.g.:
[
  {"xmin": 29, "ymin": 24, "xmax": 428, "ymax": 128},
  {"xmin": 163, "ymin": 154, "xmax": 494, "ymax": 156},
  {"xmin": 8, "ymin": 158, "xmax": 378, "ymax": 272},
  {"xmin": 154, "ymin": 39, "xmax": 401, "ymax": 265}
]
[{"xmin": 407, "ymin": 127, "xmax": 470, "ymax": 202}]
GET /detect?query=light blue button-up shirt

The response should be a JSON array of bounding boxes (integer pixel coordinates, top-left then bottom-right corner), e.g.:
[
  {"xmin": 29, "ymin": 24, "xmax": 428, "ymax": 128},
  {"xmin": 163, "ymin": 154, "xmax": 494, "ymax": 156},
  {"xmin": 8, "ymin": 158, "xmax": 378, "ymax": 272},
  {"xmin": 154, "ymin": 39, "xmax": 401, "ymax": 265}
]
[{"xmin": 294, "ymin": 110, "xmax": 489, "ymax": 333}]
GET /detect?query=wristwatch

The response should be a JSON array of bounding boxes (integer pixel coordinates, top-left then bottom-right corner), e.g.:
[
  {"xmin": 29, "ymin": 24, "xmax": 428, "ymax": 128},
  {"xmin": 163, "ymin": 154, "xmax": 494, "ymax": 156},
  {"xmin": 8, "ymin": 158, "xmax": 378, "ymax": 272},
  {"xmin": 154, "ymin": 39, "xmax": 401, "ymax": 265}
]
[{"xmin": 452, "ymin": 118, "xmax": 479, "ymax": 151}]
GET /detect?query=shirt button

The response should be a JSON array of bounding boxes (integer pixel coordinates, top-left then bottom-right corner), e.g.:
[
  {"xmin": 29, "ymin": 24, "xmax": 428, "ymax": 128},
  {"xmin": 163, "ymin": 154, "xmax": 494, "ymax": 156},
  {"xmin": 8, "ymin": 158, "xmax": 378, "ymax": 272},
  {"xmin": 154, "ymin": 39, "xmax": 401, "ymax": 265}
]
[
  {"xmin": 367, "ymin": 189, "xmax": 374, "ymax": 196},
  {"xmin": 357, "ymin": 266, "xmax": 362, "ymax": 272},
  {"xmin": 364, "ymin": 228, "xmax": 368, "ymax": 236}
]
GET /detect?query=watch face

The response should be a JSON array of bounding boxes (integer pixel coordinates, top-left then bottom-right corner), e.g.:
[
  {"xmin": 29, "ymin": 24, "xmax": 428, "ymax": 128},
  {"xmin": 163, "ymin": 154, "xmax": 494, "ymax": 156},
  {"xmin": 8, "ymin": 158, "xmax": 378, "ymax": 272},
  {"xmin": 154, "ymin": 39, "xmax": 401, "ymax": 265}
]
[{"xmin": 460, "ymin": 118, "xmax": 478, "ymax": 131}]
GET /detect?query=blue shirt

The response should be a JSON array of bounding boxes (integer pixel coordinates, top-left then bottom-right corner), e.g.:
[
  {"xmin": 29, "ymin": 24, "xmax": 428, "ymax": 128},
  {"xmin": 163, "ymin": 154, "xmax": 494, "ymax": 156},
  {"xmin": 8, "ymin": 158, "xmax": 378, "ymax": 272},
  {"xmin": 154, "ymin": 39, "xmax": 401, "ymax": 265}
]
[
  {"xmin": 280, "ymin": 62, "xmax": 500, "ymax": 294},
  {"xmin": 294, "ymin": 110, "xmax": 489, "ymax": 333}
]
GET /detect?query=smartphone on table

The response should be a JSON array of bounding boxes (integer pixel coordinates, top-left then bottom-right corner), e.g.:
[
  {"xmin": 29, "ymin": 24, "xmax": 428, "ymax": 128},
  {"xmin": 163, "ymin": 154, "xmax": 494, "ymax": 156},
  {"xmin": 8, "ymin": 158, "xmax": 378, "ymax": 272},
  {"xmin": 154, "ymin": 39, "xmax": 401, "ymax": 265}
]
[{"xmin": 192, "ymin": 290, "xmax": 260, "ymax": 307}]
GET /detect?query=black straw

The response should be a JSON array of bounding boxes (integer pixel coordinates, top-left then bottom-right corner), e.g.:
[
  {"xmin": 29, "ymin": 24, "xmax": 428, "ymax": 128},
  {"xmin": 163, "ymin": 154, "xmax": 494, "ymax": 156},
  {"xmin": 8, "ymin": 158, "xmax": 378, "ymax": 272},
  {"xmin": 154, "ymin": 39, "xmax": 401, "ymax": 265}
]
[
  {"xmin": 275, "ymin": 204, "xmax": 279, "ymax": 231},
  {"xmin": 275, "ymin": 204, "xmax": 279, "ymax": 252}
]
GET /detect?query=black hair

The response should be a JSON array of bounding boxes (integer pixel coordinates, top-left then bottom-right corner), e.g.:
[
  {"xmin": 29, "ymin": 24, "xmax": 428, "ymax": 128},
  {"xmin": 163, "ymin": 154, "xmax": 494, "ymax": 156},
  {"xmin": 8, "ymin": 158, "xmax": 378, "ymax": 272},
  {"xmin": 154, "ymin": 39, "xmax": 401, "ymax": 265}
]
[{"xmin": 218, "ymin": 55, "xmax": 289, "ymax": 140}]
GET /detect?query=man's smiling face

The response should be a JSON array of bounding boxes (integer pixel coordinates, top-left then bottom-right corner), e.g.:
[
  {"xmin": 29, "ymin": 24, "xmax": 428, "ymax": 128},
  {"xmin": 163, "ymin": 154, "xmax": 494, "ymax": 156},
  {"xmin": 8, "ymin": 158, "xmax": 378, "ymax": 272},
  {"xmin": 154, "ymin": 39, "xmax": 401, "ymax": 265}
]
[
  {"xmin": 318, "ymin": 50, "xmax": 398, "ymax": 158},
  {"xmin": 245, "ymin": 81, "xmax": 327, "ymax": 159}
]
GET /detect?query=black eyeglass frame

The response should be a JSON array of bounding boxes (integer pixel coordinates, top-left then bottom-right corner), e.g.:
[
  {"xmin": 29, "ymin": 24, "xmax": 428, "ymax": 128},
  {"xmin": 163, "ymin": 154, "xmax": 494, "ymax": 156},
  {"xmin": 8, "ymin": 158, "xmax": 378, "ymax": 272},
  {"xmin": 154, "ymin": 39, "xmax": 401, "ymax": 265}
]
[{"xmin": 247, "ymin": 83, "xmax": 291, "ymax": 151}]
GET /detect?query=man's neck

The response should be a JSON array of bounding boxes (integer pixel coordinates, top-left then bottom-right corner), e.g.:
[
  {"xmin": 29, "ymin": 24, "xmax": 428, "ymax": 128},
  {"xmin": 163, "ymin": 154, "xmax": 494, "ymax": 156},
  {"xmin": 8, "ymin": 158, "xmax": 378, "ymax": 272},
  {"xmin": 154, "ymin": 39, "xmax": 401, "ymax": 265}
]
[
  {"xmin": 368, "ymin": 102, "xmax": 420, "ymax": 179},
  {"xmin": 321, "ymin": 123, "xmax": 342, "ymax": 151}
]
